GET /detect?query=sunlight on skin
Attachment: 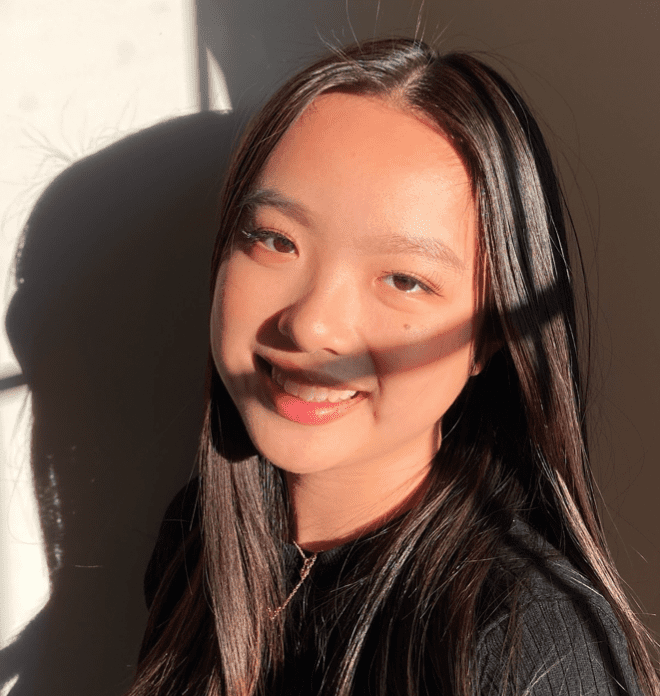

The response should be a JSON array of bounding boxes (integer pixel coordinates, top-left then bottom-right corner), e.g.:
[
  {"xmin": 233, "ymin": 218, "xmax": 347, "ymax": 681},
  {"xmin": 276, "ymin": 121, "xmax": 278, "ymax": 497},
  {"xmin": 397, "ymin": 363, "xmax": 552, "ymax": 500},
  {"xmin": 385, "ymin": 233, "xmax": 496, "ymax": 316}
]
[{"xmin": 212, "ymin": 93, "xmax": 481, "ymax": 551}]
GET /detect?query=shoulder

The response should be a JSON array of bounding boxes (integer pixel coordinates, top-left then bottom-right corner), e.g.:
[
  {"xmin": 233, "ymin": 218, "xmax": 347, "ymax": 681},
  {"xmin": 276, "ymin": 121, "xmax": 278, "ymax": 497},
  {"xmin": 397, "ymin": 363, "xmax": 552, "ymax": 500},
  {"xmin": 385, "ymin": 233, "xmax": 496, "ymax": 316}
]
[{"xmin": 476, "ymin": 520, "xmax": 643, "ymax": 696}]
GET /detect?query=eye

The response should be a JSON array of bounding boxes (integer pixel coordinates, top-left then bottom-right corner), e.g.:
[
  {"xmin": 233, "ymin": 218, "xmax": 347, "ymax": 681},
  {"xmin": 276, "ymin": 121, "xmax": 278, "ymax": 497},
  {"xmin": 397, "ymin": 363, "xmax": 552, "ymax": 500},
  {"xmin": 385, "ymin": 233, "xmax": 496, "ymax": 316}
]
[
  {"xmin": 240, "ymin": 228, "xmax": 297, "ymax": 255},
  {"xmin": 382, "ymin": 273, "xmax": 434, "ymax": 295}
]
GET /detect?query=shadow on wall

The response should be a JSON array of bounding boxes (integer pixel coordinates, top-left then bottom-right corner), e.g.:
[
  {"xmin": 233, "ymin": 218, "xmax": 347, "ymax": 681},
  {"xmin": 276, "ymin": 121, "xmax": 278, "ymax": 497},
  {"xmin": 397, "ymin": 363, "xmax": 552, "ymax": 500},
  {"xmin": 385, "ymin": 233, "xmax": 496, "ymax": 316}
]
[
  {"xmin": 195, "ymin": 0, "xmax": 344, "ymax": 117},
  {"xmin": 0, "ymin": 2, "xmax": 405, "ymax": 693},
  {"xmin": 0, "ymin": 110, "xmax": 236, "ymax": 696}
]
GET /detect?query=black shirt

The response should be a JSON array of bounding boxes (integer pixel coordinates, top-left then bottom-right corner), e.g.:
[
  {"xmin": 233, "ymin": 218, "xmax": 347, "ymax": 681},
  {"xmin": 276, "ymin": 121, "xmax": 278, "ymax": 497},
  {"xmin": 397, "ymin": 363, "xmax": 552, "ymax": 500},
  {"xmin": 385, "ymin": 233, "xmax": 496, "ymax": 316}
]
[{"xmin": 144, "ymin": 481, "xmax": 643, "ymax": 695}]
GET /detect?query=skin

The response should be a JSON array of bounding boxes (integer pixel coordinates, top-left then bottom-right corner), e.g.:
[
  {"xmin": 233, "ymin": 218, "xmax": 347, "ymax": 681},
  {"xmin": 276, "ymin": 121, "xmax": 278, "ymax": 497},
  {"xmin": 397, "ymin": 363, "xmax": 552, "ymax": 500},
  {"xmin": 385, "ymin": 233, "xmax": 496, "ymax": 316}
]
[{"xmin": 211, "ymin": 93, "xmax": 480, "ymax": 551}]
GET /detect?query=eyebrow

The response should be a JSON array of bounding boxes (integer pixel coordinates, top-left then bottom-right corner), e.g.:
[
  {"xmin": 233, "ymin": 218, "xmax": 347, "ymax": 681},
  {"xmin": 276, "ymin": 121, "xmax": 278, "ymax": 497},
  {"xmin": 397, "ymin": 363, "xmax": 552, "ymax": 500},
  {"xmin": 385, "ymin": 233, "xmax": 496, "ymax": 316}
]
[
  {"xmin": 240, "ymin": 188, "xmax": 467, "ymax": 273},
  {"xmin": 241, "ymin": 189, "xmax": 312, "ymax": 227}
]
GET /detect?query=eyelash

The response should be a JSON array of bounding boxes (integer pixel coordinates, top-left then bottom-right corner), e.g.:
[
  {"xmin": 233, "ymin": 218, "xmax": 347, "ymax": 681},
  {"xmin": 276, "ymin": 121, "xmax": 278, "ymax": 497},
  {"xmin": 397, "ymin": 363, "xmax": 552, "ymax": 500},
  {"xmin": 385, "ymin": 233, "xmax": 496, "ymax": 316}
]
[
  {"xmin": 240, "ymin": 227, "xmax": 297, "ymax": 254},
  {"xmin": 382, "ymin": 272, "xmax": 435, "ymax": 295},
  {"xmin": 239, "ymin": 227, "xmax": 438, "ymax": 296}
]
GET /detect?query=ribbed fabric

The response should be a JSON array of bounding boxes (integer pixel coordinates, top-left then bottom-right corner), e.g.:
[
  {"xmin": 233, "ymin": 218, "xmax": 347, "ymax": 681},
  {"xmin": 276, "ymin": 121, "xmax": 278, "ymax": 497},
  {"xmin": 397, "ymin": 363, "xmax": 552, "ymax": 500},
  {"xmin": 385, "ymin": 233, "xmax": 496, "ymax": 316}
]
[
  {"xmin": 476, "ymin": 552, "xmax": 642, "ymax": 695},
  {"xmin": 143, "ymin": 481, "xmax": 643, "ymax": 695}
]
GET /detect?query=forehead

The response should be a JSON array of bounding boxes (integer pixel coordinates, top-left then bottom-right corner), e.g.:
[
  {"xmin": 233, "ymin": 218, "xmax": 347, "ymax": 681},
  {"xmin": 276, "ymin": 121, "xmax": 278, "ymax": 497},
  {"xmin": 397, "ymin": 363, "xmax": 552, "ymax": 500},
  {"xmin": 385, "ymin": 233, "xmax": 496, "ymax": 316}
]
[
  {"xmin": 263, "ymin": 91, "xmax": 469, "ymax": 188},
  {"xmin": 256, "ymin": 92, "xmax": 476, "ymax": 262}
]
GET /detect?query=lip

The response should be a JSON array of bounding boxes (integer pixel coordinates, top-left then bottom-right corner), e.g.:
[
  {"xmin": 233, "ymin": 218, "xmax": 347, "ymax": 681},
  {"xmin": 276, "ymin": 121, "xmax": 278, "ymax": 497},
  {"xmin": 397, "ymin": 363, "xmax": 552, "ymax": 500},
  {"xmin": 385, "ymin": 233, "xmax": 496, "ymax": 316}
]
[{"xmin": 255, "ymin": 356, "xmax": 369, "ymax": 425}]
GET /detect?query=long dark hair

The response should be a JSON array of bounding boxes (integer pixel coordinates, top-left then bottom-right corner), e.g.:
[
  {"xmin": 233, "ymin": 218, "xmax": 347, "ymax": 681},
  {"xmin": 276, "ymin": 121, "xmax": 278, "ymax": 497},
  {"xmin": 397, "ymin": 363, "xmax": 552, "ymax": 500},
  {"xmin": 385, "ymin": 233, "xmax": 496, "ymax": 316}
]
[{"xmin": 128, "ymin": 38, "xmax": 659, "ymax": 695}]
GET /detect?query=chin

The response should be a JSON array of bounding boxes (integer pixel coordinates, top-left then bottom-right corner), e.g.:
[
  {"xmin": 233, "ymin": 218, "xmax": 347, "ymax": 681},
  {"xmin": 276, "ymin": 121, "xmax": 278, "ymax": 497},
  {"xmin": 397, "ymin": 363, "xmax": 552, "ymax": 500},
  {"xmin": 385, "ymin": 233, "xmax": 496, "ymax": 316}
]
[{"xmin": 244, "ymin": 420, "xmax": 347, "ymax": 475}]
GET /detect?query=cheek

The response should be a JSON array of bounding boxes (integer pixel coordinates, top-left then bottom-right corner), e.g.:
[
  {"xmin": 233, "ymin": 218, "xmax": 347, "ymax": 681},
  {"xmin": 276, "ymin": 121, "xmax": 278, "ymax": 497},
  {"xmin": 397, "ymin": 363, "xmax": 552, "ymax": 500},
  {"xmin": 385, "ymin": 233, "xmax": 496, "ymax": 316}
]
[
  {"xmin": 375, "ymin": 315, "xmax": 476, "ymax": 376},
  {"xmin": 210, "ymin": 261, "xmax": 246, "ymax": 373},
  {"xmin": 372, "ymin": 316, "xmax": 476, "ymax": 421}
]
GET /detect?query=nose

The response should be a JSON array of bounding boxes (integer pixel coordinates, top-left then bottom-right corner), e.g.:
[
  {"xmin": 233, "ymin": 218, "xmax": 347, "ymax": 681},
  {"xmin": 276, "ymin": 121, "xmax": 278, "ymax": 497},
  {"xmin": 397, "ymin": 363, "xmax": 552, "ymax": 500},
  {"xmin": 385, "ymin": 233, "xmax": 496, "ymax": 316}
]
[{"xmin": 276, "ymin": 270, "xmax": 362, "ymax": 356}]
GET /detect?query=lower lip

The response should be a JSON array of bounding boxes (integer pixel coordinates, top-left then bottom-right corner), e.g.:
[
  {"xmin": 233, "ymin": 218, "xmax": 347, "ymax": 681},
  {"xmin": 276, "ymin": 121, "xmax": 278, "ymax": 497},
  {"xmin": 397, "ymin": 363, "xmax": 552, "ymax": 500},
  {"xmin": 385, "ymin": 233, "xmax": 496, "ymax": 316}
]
[{"xmin": 258, "ymin": 361, "xmax": 368, "ymax": 425}]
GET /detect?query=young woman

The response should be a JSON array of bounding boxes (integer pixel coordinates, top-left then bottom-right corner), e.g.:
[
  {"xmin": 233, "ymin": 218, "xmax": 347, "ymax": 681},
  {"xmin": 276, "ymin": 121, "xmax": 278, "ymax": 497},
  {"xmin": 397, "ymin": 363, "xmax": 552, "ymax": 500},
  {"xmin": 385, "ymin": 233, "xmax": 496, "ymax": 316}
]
[{"xmin": 128, "ymin": 38, "xmax": 659, "ymax": 695}]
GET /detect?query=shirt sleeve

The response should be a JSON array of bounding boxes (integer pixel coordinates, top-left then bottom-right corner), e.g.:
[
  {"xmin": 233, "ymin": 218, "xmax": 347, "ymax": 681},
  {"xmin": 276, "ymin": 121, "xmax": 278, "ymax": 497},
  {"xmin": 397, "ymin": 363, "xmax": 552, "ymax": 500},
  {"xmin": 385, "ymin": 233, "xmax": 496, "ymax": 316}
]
[{"xmin": 477, "ymin": 589, "xmax": 644, "ymax": 696}]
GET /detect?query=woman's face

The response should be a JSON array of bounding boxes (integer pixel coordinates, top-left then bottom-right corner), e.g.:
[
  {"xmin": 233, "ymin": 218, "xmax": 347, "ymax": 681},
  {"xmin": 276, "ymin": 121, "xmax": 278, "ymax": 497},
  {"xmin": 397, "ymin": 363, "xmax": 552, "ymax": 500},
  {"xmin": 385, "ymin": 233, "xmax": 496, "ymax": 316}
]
[{"xmin": 211, "ymin": 93, "xmax": 480, "ymax": 477}]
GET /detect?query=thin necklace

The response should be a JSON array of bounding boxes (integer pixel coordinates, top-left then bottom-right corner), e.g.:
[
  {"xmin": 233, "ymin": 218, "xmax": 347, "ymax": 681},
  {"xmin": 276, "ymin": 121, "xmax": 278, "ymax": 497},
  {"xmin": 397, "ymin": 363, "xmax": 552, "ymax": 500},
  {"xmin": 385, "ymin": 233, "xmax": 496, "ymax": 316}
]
[{"xmin": 268, "ymin": 541, "xmax": 318, "ymax": 620}]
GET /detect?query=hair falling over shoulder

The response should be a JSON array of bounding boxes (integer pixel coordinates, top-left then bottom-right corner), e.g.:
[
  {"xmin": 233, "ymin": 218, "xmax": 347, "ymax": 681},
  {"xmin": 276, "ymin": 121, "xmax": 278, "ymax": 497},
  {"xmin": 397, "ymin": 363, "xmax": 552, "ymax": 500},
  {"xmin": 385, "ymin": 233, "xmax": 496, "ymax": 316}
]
[{"xmin": 126, "ymin": 38, "xmax": 660, "ymax": 696}]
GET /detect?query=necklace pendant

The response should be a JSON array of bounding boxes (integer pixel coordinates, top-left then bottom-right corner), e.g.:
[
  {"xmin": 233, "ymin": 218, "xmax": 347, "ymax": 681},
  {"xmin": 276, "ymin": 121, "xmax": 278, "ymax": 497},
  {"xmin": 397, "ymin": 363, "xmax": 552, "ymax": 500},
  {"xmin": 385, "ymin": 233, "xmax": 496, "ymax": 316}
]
[{"xmin": 268, "ymin": 543, "xmax": 318, "ymax": 620}]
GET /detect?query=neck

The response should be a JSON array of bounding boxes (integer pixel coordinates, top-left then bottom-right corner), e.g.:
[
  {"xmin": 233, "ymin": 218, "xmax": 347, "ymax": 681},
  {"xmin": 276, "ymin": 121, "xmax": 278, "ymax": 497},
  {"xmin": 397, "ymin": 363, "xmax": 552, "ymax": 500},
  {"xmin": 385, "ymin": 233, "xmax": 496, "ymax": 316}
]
[{"xmin": 285, "ymin": 452, "xmax": 432, "ymax": 553}]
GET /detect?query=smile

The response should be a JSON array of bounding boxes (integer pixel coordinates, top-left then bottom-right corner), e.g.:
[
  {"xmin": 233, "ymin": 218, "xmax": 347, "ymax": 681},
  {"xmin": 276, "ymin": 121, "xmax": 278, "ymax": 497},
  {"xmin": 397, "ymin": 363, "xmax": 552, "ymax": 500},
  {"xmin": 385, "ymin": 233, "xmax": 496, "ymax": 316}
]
[
  {"xmin": 271, "ymin": 365, "xmax": 358, "ymax": 403},
  {"xmin": 256, "ymin": 357, "xmax": 368, "ymax": 425}
]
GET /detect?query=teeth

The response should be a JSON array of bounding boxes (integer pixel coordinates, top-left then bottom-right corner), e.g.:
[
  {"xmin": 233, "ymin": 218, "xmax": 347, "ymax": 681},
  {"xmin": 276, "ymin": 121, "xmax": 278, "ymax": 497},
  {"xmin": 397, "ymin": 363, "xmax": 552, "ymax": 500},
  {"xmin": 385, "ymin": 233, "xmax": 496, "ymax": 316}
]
[{"xmin": 271, "ymin": 366, "xmax": 358, "ymax": 403}]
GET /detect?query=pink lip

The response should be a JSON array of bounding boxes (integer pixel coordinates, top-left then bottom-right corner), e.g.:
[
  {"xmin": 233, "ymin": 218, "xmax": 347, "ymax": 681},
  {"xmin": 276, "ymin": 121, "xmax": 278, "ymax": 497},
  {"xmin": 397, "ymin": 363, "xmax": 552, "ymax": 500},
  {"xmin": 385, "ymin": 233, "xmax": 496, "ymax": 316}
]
[{"xmin": 258, "ymin": 359, "xmax": 368, "ymax": 425}]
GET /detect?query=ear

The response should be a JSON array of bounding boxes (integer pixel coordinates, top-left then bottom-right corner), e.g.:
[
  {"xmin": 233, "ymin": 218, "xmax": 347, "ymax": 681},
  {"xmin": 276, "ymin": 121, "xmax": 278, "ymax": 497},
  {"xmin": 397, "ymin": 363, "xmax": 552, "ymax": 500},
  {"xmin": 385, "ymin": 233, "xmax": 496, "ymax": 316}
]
[
  {"xmin": 470, "ymin": 287, "xmax": 505, "ymax": 377},
  {"xmin": 470, "ymin": 338, "xmax": 502, "ymax": 377}
]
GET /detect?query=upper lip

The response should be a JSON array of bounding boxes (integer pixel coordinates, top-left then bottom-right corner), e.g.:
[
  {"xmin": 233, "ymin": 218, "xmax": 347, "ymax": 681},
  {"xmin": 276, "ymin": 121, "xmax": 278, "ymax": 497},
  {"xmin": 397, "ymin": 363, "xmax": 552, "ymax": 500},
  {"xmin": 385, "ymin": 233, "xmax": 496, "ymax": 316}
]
[{"xmin": 257, "ymin": 355, "xmax": 370, "ymax": 393}]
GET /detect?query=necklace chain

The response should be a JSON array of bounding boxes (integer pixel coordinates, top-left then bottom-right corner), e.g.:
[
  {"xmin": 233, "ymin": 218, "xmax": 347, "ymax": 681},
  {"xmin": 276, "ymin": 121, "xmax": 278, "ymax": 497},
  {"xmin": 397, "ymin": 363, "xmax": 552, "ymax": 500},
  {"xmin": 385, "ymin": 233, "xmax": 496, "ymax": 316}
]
[{"xmin": 268, "ymin": 541, "xmax": 318, "ymax": 620}]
